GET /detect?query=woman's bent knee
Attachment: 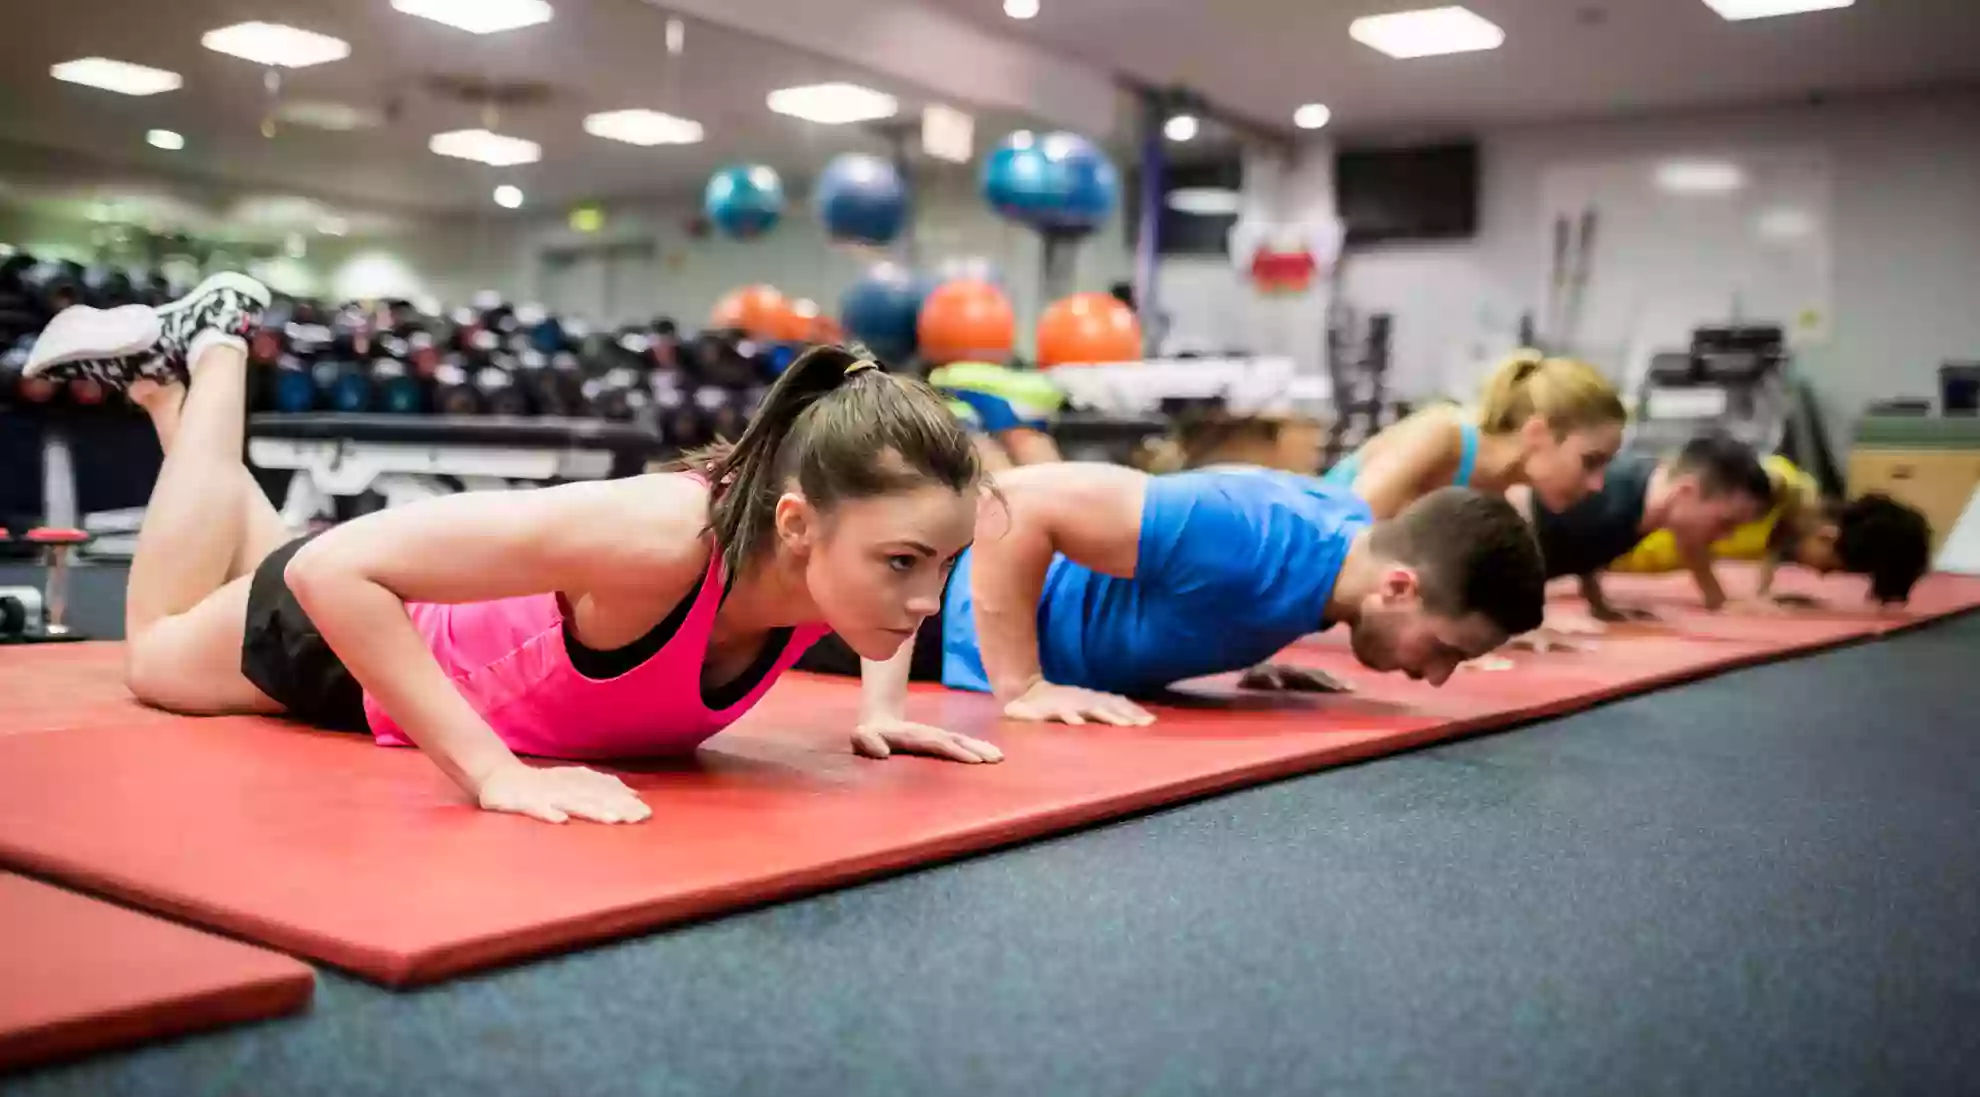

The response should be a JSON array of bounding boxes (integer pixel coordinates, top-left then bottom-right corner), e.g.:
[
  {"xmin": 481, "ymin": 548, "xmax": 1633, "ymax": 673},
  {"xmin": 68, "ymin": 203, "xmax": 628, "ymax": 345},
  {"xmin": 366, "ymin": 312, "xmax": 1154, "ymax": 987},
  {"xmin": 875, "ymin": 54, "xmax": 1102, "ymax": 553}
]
[{"xmin": 122, "ymin": 592, "xmax": 282, "ymax": 716}]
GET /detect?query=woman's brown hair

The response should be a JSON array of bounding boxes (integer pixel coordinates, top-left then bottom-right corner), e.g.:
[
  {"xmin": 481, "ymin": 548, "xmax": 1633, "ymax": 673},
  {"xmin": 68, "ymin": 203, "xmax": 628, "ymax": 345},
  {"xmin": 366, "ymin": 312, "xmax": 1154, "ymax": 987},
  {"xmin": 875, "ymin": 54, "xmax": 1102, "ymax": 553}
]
[{"xmin": 672, "ymin": 345, "xmax": 980, "ymax": 578}]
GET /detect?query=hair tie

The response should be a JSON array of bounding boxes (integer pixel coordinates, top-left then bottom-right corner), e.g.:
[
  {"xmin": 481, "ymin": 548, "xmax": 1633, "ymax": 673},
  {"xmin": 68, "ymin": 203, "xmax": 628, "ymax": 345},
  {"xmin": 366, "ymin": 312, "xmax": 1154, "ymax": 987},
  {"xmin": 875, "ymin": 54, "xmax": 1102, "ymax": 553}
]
[{"xmin": 845, "ymin": 360, "xmax": 878, "ymax": 378}]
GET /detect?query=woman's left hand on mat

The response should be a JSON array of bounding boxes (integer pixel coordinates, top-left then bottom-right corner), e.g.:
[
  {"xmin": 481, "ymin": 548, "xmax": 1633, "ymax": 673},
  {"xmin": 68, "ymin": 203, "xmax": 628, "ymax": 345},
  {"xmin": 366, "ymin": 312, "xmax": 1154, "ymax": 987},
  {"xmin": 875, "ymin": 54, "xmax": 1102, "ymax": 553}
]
[{"xmin": 852, "ymin": 718, "xmax": 1005, "ymax": 764}]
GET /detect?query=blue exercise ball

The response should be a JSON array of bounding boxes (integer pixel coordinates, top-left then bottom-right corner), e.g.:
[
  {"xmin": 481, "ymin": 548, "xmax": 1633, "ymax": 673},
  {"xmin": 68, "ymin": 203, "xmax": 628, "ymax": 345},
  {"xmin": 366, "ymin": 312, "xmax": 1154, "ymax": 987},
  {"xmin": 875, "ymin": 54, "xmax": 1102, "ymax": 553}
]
[
  {"xmin": 704, "ymin": 164, "xmax": 785, "ymax": 239},
  {"xmin": 813, "ymin": 153, "xmax": 908, "ymax": 246},
  {"xmin": 980, "ymin": 131, "xmax": 1119, "ymax": 235},
  {"xmin": 840, "ymin": 262, "xmax": 931, "ymax": 365},
  {"xmin": 934, "ymin": 255, "xmax": 1004, "ymax": 287}
]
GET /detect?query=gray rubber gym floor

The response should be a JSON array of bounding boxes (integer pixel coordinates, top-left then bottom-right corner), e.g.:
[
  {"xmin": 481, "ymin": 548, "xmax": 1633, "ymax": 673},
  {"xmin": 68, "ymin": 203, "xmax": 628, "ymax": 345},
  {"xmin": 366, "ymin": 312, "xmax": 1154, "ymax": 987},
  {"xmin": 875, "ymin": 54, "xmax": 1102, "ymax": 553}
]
[{"xmin": 4, "ymin": 563, "xmax": 1977, "ymax": 1097}]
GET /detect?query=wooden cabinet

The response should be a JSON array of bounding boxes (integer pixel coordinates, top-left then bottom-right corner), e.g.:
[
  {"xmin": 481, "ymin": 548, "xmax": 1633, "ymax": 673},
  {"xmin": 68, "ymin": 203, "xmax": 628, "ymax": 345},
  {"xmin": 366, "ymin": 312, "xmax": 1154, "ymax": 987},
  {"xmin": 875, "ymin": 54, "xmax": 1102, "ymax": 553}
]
[{"xmin": 1847, "ymin": 449, "xmax": 1980, "ymax": 552}]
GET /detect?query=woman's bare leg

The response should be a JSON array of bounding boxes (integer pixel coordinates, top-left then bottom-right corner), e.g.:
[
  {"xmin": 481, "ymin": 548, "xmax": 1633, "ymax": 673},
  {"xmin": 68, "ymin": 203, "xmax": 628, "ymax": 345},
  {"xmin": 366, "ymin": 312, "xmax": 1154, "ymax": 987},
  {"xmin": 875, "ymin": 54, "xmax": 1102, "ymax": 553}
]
[
  {"xmin": 121, "ymin": 339, "xmax": 285, "ymax": 714},
  {"xmin": 131, "ymin": 379, "xmax": 293, "ymax": 582},
  {"xmin": 23, "ymin": 274, "xmax": 281, "ymax": 714}
]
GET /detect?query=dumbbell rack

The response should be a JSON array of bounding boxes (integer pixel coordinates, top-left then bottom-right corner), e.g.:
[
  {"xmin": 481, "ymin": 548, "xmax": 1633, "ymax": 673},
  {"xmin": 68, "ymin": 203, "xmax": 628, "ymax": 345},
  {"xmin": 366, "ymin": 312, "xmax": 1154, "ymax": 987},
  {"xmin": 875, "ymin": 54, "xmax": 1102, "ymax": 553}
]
[{"xmin": 0, "ymin": 527, "xmax": 89, "ymax": 644}]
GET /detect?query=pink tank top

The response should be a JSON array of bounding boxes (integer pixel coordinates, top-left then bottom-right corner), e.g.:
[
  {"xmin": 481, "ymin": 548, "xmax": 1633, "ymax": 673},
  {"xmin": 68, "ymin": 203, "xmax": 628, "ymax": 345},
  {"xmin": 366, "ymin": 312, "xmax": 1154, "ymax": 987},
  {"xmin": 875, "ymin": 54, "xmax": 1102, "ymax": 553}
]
[{"xmin": 361, "ymin": 545, "xmax": 830, "ymax": 759}]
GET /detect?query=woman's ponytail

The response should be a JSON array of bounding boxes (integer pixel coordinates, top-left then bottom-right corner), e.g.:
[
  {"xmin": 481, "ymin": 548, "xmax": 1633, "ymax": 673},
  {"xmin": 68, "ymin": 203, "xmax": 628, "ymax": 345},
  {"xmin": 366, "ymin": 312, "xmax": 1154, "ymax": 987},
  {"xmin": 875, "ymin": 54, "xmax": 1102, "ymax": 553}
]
[
  {"xmin": 1477, "ymin": 349, "xmax": 1625, "ymax": 436},
  {"xmin": 674, "ymin": 344, "xmax": 879, "ymax": 578}
]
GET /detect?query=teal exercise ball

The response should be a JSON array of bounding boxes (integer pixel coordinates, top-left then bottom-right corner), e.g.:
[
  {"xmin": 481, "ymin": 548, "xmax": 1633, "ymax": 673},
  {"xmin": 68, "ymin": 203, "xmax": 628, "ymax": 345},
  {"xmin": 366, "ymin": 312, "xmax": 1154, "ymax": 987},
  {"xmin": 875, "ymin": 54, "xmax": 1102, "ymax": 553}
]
[
  {"xmin": 980, "ymin": 131, "xmax": 1119, "ymax": 235},
  {"xmin": 704, "ymin": 164, "xmax": 785, "ymax": 239}
]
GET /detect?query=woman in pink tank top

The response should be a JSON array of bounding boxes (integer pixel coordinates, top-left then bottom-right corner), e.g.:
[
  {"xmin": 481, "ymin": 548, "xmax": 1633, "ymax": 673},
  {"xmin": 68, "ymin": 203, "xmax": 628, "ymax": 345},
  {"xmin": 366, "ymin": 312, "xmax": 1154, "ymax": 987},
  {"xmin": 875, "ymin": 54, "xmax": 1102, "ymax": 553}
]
[{"xmin": 26, "ymin": 277, "xmax": 997, "ymax": 825}]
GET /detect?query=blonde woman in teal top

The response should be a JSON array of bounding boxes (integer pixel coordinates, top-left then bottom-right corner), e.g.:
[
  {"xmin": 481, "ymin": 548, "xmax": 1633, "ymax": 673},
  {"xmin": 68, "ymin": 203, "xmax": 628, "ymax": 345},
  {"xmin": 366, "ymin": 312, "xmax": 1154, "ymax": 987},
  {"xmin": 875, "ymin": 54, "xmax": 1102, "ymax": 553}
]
[{"xmin": 1323, "ymin": 350, "xmax": 1630, "ymax": 520}]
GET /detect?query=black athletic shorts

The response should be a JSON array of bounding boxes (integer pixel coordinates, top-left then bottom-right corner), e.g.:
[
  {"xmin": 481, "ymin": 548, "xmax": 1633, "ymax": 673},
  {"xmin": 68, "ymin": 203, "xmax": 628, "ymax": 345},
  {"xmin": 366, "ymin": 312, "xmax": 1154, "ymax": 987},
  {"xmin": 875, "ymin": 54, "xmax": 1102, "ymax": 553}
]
[
  {"xmin": 240, "ymin": 532, "xmax": 369, "ymax": 732},
  {"xmin": 793, "ymin": 572, "xmax": 950, "ymax": 684}
]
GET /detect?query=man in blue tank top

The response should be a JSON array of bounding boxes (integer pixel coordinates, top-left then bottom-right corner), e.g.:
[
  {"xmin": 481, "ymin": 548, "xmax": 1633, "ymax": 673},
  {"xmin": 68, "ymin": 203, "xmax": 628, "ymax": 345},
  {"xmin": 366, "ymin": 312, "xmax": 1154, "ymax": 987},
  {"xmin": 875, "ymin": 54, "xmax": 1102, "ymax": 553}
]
[{"xmin": 793, "ymin": 463, "xmax": 1533, "ymax": 731}]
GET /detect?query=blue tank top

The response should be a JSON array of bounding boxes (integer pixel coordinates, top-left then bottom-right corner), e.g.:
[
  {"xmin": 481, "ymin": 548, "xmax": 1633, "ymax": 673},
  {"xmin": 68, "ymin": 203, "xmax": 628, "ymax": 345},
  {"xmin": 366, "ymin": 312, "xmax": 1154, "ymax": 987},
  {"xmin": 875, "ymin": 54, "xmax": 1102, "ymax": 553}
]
[
  {"xmin": 941, "ymin": 467, "xmax": 1372, "ymax": 697},
  {"xmin": 1321, "ymin": 417, "xmax": 1480, "ymax": 492}
]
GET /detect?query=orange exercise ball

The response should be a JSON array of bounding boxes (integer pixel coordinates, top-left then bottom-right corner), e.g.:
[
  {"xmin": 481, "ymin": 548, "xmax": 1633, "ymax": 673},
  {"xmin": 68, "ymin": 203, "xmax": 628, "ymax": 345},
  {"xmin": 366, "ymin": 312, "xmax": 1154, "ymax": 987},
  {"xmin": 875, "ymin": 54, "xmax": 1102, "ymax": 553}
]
[
  {"xmin": 710, "ymin": 284, "xmax": 791, "ymax": 339},
  {"xmin": 771, "ymin": 297, "xmax": 822, "ymax": 342},
  {"xmin": 1036, "ymin": 291, "xmax": 1141, "ymax": 367},
  {"xmin": 918, "ymin": 278, "xmax": 1016, "ymax": 365}
]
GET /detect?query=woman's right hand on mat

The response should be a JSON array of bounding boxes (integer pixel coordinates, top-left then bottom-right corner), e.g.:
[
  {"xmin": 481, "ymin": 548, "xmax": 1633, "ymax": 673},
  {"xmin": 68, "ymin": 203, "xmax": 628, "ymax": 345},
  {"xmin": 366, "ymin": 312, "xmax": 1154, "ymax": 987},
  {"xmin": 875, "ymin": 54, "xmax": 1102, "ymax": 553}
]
[
  {"xmin": 1001, "ymin": 681, "xmax": 1155, "ymax": 727},
  {"xmin": 851, "ymin": 717, "xmax": 1005, "ymax": 764},
  {"xmin": 475, "ymin": 763, "xmax": 652, "ymax": 825}
]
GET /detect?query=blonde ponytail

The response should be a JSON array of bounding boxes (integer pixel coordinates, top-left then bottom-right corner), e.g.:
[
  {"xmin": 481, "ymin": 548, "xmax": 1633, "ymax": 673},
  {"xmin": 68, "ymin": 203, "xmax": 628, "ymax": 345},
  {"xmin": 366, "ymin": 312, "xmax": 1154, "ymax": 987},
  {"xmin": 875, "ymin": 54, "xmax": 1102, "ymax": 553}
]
[{"xmin": 1477, "ymin": 350, "xmax": 1626, "ymax": 436}]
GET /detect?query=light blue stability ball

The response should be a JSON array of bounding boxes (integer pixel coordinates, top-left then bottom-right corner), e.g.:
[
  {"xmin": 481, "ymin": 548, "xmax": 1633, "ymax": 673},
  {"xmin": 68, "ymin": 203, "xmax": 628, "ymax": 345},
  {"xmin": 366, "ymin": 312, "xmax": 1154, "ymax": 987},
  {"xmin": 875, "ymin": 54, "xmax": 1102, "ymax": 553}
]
[
  {"xmin": 813, "ymin": 153, "xmax": 909, "ymax": 245},
  {"xmin": 704, "ymin": 164, "xmax": 786, "ymax": 239},
  {"xmin": 979, "ymin": 130, "xmax": 1120, "ymax": 235},
  {"xmin": 839, "ymin": 261, "xmax": 932, "ymax": 366}
]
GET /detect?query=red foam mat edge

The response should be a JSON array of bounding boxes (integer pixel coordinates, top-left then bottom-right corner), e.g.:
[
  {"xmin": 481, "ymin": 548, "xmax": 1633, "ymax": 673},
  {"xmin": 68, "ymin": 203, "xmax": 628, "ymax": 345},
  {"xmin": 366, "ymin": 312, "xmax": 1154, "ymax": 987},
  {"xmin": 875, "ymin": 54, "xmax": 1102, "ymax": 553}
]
[{"xmin": 0, "ymin": 873, "xmax": 313, "ymax": 1071}]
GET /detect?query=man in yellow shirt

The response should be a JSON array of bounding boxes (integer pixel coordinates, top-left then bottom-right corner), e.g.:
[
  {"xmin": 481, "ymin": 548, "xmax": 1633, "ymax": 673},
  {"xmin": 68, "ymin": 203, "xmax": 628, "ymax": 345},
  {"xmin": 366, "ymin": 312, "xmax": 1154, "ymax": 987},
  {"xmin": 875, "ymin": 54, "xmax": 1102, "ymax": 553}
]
[{"xmin": 1611, "ymin": 455, "xmax": 1932, "ymax": 605}]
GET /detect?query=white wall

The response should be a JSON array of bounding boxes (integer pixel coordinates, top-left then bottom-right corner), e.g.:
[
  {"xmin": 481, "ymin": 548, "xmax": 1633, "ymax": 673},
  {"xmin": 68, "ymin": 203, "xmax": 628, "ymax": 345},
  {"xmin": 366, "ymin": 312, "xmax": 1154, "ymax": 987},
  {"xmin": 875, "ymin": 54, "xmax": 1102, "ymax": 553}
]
[{"xmin": 1334, "ymin": 90, "xmax": 1980, "ymax": 445}]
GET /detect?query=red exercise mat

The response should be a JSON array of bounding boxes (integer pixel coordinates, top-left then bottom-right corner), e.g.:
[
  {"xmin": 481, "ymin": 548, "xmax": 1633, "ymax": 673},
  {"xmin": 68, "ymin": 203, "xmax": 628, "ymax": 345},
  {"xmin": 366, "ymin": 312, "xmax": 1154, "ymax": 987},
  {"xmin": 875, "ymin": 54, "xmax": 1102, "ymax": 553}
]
[
  {"xmin": 0, "ymin": 568, "xmax": 1972, "ymax": 988},
  {"xmin": 0, "ymin": 873, "xmax": 313, "ymax": 1072}
]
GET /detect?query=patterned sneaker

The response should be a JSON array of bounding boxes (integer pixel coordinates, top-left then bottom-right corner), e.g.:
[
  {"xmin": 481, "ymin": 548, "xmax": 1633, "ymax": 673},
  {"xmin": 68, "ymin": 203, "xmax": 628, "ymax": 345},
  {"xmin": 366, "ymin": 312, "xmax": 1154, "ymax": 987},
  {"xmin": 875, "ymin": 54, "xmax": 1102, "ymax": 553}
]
[
  {"xmin": 152, "ymin": 272, "xmax": 271, "ymax": 377},
  {"xmin": 21, "ymin": 303, "xmax": 168, "ymax": 391},
  {"xmin": 21, "ymin": 272, "xmax": 270, "ymax": 391}
]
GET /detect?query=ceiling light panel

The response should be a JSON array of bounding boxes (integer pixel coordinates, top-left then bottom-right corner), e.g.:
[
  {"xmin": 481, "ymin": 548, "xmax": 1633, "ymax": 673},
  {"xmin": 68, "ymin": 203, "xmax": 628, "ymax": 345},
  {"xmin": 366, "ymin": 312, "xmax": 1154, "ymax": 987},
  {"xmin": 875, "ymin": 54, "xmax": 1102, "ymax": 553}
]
[
  {"xmin": 584, "ymin": 109, "xmax": 704, "ymax": 146},
  {"xmin": 201, "ymin": 22, "xmax": 352, "ymax": 68},
  {"xmin": 49, "ymin": 57, "xmax": 182, "ymax": 96},
  {"xmin": 392, "ymin": 0, "xmax": 554, "ymax": 35},
  {"xmin": 767, "ymin": 83, "xmax": 898, "ymax": 125},
  {"xmin": 1701, "ymin": 0, "xmax": 1852, "ymax": 19},
  {"xmin": 1349, "ymin": 6, "xmax": 1505, "ymax": 59},
  {"xmin": 429, "ymin": 129, "xmax": 542, "ymax": 167}
]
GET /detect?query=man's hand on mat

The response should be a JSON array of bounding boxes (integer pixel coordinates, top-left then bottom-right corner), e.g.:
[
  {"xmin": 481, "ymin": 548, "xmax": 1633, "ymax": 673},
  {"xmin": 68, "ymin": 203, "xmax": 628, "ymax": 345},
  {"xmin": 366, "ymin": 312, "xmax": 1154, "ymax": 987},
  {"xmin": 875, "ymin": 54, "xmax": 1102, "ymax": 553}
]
[
  {"xmin": 851, "ymin": 718, "xmax": 1005, "ymax": 764},
  {"xmin": 1238, "ymin": 663, "xmax": 1354, "ymax": 693},
  {"xmin": 1542, "ymin": 613, "xmax": 1608, "ymax": 636},
  {"xmin": 1002, "ymin": 680, "xmax": 1155, "ymax": 727},
  {"xmin": 1508, "ymin": 629, "xmax": 1594, "ymax": 654},
  {"xmin": 476, "ymin": 764, "xmax": 651, "ymax": 825}
]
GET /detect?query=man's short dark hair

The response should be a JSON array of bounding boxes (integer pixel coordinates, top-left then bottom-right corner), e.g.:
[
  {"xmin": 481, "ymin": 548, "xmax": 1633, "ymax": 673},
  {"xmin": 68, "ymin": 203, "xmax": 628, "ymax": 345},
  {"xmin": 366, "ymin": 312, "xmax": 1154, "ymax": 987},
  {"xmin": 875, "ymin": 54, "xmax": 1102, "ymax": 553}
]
[
  {"xmin": 1671, "ymin": 432, "xmax": 1772, "ymax": 503},
  {"xmin": 1835, "ymin": 493, "xmax": 1932, "ymax": 603},
  {"xmin": 1370, "ymin": 487, "xmax": 1546, "ymax": 635}
]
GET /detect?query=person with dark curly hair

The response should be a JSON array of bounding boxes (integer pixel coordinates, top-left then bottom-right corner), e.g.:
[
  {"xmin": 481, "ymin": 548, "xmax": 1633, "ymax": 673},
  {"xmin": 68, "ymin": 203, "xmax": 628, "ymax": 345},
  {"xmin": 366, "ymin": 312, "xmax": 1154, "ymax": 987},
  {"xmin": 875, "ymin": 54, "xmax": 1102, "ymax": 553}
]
[{"xmin": 1610, "ymin": 455, "xmax": 1933, "ymax": 606}]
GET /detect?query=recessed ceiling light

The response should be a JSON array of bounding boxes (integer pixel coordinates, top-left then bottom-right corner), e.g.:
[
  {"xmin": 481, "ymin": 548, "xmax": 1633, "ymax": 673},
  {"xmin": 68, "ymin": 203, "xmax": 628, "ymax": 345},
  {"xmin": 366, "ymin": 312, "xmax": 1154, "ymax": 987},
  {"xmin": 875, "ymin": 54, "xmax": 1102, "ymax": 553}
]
[
  {"xmin": 391, "ymin": 0, "xmax": 553, "ymax": 34},
  {"xmin": 1293, "ymin": 103, "xmax": 1333, "ymax": 130},
  {"xmin": 429, "ymin": 129, "xmax": 542, "ymax": 166},
  {"xmin": 1700, "ymin": 0, "xmax": 1852, "ymax": 19},
  {"xmin": 49, "ymin": 57, "xmax": 182, "ymax": 96},
  {"xmin": 146, "ymin": 129, "xmax": 185, "ymax": 151},
  {"xmin": 201, "ymin": 22, "xmax": 351, "ymax": 68},
  {"xmin": 583, "ymin": 109, "xmax": 704, "ymax": 146},
  {"xmin": 1004, "ymin": 0, "xmax": 1040, "ymax": 19},
  {"xmin": 493, "ymin": 185, "xmax": 525, "ymax": 209},
  {"xmin": 1655, "ymin": 159, "xmax": 1746, "ymax": 194},
  {"xmin": 767, "ymin": 83, "xmax": 898, "ymax": 125},
  {"xmin": 1166, "ymin": 187, "xmax": 1242, "ymax": 216},
  {"xmin": 1163, "ymin": 114, "xmax": 1199, "ymax": 142},
  {"xmin": 1349, "ymin": 6, "xmax": 1505, "ymax": 59}
]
